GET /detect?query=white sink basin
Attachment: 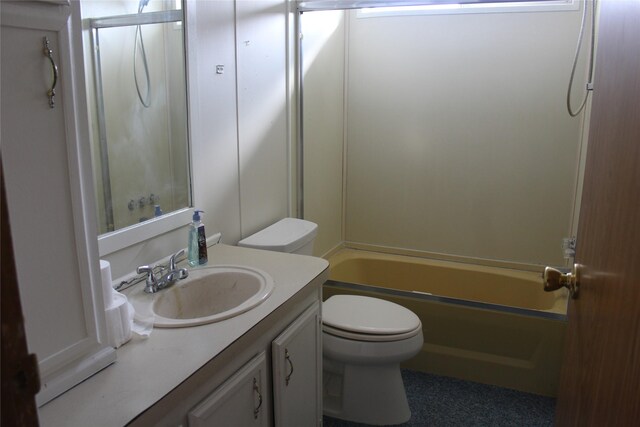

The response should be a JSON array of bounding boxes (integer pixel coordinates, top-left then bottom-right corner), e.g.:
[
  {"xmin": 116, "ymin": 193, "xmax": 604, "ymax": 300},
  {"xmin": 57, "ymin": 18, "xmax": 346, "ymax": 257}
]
[{"xmin": 128, "ymin": 265, "xmax": 275, "ymax": 328}]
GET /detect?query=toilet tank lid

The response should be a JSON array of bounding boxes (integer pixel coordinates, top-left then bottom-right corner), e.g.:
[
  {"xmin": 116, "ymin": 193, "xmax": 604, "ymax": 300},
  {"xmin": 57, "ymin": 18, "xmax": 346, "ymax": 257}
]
[
  {"xmin": 323, "ymin": 295, "xmax": 421, "ymax": 335},
  {"xmin": 237, "ymin": 218, "xmax": 318, "ymax": 253}
]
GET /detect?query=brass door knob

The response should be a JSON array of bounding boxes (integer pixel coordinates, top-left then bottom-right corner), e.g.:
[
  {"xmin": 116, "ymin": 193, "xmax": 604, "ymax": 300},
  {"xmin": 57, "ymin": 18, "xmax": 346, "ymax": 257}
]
[{"xmin": 543, "ymin": 264, "xmax": 580, "ymax": 299}]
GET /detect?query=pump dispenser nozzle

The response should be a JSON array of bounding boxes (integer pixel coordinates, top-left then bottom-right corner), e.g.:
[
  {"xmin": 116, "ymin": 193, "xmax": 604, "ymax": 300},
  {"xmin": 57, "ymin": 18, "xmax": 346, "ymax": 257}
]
[{"xmin": 192, "ymin": 209, "xmax": 204, "ymax": 222}]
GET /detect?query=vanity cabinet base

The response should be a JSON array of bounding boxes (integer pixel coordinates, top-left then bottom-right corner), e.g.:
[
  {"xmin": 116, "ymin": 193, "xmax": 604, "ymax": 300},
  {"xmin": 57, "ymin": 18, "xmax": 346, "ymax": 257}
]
[{"xmin": 131, "ymin": 277, "xmax": 324, "ymax": 427}]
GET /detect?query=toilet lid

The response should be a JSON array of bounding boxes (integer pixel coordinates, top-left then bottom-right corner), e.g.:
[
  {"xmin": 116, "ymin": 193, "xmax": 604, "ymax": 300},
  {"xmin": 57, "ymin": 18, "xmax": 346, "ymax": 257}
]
[
  {"xmin": 237, "ymin": 218, "xmax": 317, "ymax": 253},
  {"xmin": 323, "ymin": 295, "xmax": 421, "ymax": 337}
]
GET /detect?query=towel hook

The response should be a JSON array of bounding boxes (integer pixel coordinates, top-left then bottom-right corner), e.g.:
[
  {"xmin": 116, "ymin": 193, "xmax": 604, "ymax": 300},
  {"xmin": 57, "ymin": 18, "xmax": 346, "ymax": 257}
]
[{"xmin": 42, "ymin": 37, "xmax": 58, "ymax": 109}]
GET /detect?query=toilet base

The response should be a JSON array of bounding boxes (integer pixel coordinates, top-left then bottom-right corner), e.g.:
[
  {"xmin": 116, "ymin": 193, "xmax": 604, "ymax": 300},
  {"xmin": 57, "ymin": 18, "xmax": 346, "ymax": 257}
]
[{"xmin": 323, "ymin": 358, "xmax": 411, "ymax": 425}]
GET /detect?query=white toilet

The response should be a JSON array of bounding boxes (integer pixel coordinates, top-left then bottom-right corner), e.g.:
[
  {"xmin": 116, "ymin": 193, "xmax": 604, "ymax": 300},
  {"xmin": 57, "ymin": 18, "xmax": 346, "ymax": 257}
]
[
  {"xmin": 322, "ymin": 295, "xmax": 423, "ymax": 425},
  {"xmin": 238, "ymin": 218, "xmax": 424, "ymax": 425}
]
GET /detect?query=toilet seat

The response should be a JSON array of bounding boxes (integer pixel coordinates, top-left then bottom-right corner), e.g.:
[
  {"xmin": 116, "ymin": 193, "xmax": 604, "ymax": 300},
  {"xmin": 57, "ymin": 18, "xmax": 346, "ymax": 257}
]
[
  {"xmin": 323, "ymin": 295, "xmax": 422, "ymax": 342},
  {"xmin": 323, "ymin": 323, "xmax": 422, "ymax": 342}
]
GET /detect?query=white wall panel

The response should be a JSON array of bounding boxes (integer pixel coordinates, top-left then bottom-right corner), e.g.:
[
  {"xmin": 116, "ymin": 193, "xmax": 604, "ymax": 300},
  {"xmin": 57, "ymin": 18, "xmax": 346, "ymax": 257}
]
[
  {"xmin": 189, "ymin": 0, "xmax": 242, "ymax": 245},
  {"xmin": 237, "ymin": 0, "xmax": 289, "ymax": 238}
]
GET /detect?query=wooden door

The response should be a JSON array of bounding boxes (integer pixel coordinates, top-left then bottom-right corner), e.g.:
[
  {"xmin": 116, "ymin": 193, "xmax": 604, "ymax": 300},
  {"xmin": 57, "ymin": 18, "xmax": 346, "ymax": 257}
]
[
  {"xmin": 1, "ymin": 162, "xmax": 41, "ymax": 426},
  {"xmin": 554, "ymin": 0, "xmax": 640, "ymax": 424}
]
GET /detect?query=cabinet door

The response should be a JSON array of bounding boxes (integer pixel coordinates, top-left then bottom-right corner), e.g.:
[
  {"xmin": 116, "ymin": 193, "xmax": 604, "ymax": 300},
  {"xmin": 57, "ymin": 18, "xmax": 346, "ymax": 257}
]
[
  {"xmin": 272, "ymin": 302, "xmax": 322, "ymax": 427},
  {"xmin": 1, "ymin": 1, "xmax": 115, "ymax": 406},
  {"xmin": 188, "ymin": 352, "xmax": 270, "ymax": 427}
]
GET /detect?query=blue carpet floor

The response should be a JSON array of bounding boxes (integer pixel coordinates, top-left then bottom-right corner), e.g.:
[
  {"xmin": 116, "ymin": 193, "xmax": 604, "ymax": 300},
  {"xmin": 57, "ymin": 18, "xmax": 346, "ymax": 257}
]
[{"xmin": 323, "ymin": 370, "xmax": 556, "ymax": 426}]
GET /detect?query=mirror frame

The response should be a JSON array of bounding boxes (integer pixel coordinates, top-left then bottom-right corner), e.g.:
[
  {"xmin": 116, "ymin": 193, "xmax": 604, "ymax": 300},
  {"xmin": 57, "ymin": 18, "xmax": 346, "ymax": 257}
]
[{"xmin": 98, "ymin": 207, "xmax": 193, "ymax": 256}]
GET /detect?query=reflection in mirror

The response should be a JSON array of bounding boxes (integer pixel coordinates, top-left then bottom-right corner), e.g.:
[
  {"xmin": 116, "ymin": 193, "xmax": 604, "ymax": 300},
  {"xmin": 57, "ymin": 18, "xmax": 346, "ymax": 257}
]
[{"xmin": 80, "ymin": 0, "xmax": 191, "ymax": 234}]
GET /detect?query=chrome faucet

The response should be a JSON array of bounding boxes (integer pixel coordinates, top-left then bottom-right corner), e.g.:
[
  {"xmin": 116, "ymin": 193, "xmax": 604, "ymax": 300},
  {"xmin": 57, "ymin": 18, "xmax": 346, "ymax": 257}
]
[
  {"xmin": 161, "ymin": 249, "xmax": 190, "ymax": 287},
  {"xmin": 136, "ymin": 250, "xmax": 189, "ymax": 294}
]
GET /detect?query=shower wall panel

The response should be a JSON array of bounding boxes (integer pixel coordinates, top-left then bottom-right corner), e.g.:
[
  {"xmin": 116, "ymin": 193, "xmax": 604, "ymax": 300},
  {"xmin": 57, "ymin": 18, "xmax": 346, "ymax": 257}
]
[
  {"xmin": 344, "ymin": 7, "xmax": 588, "ymax": 267},
  {"xmin": 302, "ymin": 10, "xmax": 347, "ymax": 257}
]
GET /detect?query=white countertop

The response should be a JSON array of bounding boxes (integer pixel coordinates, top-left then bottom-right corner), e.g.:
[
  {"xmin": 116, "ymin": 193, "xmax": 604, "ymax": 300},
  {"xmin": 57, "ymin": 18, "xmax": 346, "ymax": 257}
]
[{"xmin": 38, "ymin": 244, "xmax": 328, "ymax": 427}]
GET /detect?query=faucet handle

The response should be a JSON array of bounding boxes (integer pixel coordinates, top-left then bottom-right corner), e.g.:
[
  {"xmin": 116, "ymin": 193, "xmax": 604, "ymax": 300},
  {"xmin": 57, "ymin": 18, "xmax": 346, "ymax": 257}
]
[
  {"xmin": 137, "ymin": 265, "xmax": 158, "ymax": 293},
  {"xmin": 137, "ymin": 265, "xmax": 152, "ymax": 275},
  {"xmin": 169, "ymin": 249, "xmax": 185, "ymax": 271}
]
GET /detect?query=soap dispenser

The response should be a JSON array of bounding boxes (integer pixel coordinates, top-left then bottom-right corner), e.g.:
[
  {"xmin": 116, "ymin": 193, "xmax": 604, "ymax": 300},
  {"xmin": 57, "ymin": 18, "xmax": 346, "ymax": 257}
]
[{"xmin": 188, "ymin": 210, "xmax": 208, "ymax": 266}]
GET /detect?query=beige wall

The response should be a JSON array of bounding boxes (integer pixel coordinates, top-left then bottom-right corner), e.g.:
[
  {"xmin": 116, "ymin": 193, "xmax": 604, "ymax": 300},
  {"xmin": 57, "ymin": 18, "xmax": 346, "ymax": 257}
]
[
  {"xmin": 301, "ymin": 10, "xmax": 346, "ymax": 257},
  {"xmin": 342, "ymin": 7, "xmax": 589, "ymax": 267}
]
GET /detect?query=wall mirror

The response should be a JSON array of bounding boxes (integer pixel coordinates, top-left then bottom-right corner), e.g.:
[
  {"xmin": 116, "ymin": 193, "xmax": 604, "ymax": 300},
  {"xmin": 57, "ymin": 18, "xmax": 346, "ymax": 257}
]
[{"xmin": 80, "ymin": 0, "xmax": 191, "ymax": 238}]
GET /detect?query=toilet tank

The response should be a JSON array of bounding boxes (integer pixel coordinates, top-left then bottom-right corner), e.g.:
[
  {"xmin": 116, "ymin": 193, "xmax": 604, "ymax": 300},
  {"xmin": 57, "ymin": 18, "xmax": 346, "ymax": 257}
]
[{"xmin": 237, "ymin": 218, "xmax": 318, "ymax": 255}]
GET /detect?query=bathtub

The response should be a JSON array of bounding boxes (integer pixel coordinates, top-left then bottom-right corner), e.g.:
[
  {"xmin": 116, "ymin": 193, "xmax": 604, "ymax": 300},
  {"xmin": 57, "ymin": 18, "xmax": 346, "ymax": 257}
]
[{"xmin": 324, "ymin": 249, "xmax": 568, "ymax": 397}]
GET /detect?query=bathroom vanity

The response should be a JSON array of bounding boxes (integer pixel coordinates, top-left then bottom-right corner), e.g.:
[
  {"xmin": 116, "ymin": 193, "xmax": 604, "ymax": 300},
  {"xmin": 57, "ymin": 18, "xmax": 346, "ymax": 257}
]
[{"xmin": 39, "ymin": 244, "xmax": 328, "ymax": 426}]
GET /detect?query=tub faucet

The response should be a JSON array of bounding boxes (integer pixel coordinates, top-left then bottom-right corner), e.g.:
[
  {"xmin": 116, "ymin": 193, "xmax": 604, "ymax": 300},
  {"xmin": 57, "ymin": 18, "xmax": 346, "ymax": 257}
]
[{"xmin": 137, "ymin": 250, "xmax": 189, "ymax": 294}]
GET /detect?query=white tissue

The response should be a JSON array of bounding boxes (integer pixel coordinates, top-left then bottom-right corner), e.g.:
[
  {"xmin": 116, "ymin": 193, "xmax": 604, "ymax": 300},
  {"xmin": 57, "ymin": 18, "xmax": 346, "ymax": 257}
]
[
  {"xmin": 100, "ymin": 260, "xmax": 114, "ymax": 309},
  {"xmin": 131, "ymin": 311, "xmax": 154, "ymax": 338},
  {"xmin": 106, "ymin": 292, "xmax": 132, "ymax": 348}
]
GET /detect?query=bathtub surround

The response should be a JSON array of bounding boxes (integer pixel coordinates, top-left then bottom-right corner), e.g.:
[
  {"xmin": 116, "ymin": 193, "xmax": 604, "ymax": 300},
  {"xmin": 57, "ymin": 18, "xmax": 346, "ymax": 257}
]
[
  {"xmin": 303, "ymin": 5, "xmax": 591, "ymax": 269},
  {"xmin": 323, "ymin": 369, "xmax": 555, "ymax": 427}
]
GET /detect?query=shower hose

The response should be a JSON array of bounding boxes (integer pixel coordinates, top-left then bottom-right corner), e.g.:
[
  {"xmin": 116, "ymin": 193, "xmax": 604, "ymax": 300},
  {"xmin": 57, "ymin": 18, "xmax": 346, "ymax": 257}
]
[
  {"xmin": 567, "ymin": 0, "xmax": 596, "ymax": 117},
  {"xmin": 134, "ymin": 0, "xmax": 151, "ymax": 108}
]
